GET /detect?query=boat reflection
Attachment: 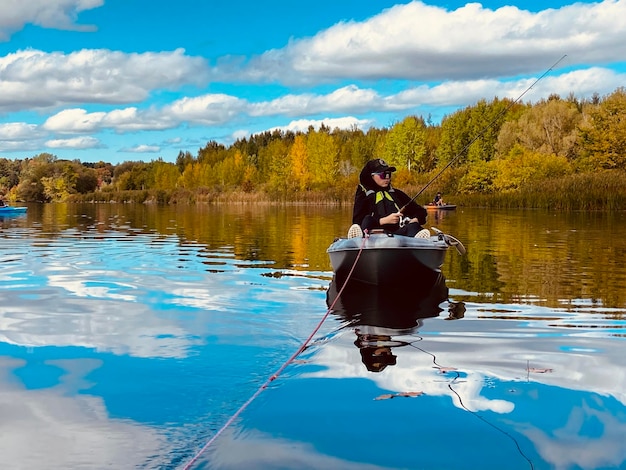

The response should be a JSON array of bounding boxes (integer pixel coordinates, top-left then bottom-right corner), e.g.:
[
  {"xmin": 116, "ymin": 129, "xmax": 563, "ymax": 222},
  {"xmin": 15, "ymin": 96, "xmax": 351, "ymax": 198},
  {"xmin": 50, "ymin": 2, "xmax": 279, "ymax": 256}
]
[{"xmin": 327, "ymin": 273, "xmax": 464, "ymax": 372}]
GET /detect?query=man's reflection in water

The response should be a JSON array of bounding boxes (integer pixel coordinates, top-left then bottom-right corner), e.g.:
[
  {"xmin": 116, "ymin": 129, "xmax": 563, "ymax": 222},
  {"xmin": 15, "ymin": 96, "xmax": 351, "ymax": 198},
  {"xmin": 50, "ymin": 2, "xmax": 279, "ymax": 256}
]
[
  {"xmin": 354, "ymin": 334, "xmax": 398, "ymax": 372},
  {"xmin": 327, "ymin": 273, "xmax": 465, "ymax": 372}
]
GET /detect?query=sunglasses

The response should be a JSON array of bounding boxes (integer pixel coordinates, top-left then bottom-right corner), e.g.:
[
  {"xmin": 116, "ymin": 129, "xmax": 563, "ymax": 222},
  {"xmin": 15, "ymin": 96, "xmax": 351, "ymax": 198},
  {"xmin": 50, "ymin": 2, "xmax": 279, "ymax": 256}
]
[{"xmin": 372, "ymin": 171, "xmax": 392, "ymax": 179}]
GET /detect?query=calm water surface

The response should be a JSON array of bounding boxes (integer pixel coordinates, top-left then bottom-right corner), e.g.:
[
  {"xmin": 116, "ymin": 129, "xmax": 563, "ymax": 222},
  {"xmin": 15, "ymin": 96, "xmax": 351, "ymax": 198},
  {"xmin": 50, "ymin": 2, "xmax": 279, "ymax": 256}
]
[{"xmin": 0, "ymin": 203, "xmax": 625, "ymax": 470}]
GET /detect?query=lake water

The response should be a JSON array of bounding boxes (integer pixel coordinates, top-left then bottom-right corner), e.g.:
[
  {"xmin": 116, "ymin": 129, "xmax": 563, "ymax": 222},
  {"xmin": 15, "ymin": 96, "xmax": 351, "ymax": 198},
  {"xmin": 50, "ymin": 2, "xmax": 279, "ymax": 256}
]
[{"xmin": 1, "ymin": 203, "xmax": 625, "ymax": 470}]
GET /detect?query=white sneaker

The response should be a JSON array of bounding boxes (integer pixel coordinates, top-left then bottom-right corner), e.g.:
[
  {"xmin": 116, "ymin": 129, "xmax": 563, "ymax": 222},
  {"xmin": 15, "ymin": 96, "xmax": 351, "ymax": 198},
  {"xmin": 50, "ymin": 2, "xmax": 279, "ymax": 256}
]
[
  {"xmin": 415, "ymin": 228, "xmax": 430, "ymax": 239},
  {"xmin": 347, "ymin": 224, "xmax": 363, "ymax": 238}
]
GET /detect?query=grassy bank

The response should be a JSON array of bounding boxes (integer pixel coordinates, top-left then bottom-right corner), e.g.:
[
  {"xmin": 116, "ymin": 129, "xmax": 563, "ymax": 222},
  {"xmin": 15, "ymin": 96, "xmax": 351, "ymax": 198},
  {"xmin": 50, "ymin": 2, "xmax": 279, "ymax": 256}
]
[
  {"xmin": 68, "ymin": 170, "xmax": 626, "ymax": 211},
  {"xmin": 457, "ymin": 170, "xmax": 626, "ymax": 210}
]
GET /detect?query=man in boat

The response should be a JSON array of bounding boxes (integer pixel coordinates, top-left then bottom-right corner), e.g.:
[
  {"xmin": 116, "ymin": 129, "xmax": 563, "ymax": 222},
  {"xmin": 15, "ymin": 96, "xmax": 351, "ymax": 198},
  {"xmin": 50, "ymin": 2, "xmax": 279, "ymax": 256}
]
[
  {"xmin": 348, "ymin": 159, "xmax": 429, "ymax": 238},
  {"xmin": 433, "ymin": 192, "xmax": 445, "ymax": 206}
]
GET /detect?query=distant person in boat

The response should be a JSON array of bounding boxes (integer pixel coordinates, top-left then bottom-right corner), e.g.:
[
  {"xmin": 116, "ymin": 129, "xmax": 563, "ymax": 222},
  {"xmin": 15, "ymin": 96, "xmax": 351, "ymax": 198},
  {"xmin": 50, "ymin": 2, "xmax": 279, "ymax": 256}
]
[
  {"xmin": 0, "ymin": 199, "xmax": 5, "ymax": 207},
  {"xmin": 433, "ymin": 192, "xmax": 445, "ymax": 206},
  {"xmin": 348, "ymin": 159, "xmax": 429, "ymax": 238}
]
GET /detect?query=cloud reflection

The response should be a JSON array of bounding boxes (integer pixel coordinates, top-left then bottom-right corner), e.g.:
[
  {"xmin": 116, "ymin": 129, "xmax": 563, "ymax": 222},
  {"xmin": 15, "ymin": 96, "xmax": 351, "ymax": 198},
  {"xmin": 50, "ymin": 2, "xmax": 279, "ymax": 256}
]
[{"xmin": 0, "ymin": 357, "xmax": 168, "ymax": 469}]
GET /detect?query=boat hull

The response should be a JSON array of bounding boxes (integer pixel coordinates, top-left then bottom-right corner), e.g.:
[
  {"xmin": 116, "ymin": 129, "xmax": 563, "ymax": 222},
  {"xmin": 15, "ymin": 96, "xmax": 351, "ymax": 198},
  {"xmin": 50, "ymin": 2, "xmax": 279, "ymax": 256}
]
[
  {"xmin": 327, "ymin": 272, "xmax": 448, "ymax": 329},
  {"xmin": 327, "ymin": 232, "xmax": 448, "ymax": 286},
  {"xmin": 0, "ymin": 206, "xmax": 27, "ymax": 216},
  {"xmin": 424, "ymin": 204, "xmax": 456, "ymax": 210}
]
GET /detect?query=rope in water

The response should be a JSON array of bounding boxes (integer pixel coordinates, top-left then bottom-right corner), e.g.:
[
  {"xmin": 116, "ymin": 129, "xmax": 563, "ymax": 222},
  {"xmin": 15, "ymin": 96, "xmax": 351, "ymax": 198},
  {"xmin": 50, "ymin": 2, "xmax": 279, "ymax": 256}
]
[{"xmin": 181, "ymin": 234, "xmax": 368, "ymax": 470}]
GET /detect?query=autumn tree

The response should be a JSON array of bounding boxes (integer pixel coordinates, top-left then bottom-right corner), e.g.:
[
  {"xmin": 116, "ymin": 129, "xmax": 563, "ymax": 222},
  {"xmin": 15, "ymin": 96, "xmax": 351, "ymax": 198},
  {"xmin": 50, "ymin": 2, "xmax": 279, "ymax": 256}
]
[
  {"xmin": 307, "ymin": 128, "xmax": 338, "ymax": 187},
  {"xmin": 214, "ymin": 149, "xmax": 250, "ymax": 187},
  {"xmin": 289, "ymin": 134, "xmax": 309, "ymax": 191},
  {"xmin": 153, "ymin": 159, "xmax": 180, "ymax": 191},
  {"xmin": 179, "ymin": 161, "xmax": 211, "ymax": 189},
  {"xmin": 0, "ymin": 158, "xmax": 22, "ymax": 194},
  {"xmin": 578, "ymin": 87, "xmax": 626, "ymax": 170},
  {"xmin": 16, "ymin": 153, "xmax": 58, "ymax": 201},
  {"xmin": 262, "ymin": 138, "xmax": 291, "ymax": 194},
  {"xmin": 197, "ymin": 141, "xmax": 228, "ymax": 166},
  {"xmin": 13, "ymin": 156, "xmax": 98, "ymax": 201},
  {"xmin": 496, "ymin": 96, "xmax": 581, "ymax": 160},
  {"xmin": 491, "ymin": 144, "xmax": 572, "ymax": 192}
]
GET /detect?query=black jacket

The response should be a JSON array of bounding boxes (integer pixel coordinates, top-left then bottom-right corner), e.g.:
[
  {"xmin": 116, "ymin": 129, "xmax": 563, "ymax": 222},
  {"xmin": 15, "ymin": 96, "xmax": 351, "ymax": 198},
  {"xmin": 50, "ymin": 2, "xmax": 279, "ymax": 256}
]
[{"xmin": 352, "ymin": 162, "xmax": 426, "ymax": 231}]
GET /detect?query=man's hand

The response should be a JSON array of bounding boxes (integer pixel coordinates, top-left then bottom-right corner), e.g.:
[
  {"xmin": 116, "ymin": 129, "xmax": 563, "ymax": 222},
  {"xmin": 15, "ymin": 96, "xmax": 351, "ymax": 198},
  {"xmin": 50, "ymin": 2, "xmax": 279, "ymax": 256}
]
[{"xmin": 380, "ymin": 212, "xmax": 403, "ymax": 225}]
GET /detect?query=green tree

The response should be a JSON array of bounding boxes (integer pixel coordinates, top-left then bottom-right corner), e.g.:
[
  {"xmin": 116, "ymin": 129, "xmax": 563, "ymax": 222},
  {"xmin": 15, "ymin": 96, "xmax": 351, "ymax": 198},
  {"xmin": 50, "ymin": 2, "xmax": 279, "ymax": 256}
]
[
  {"xmin": 437, "ymin": 107, "xmax": 471, "ymax": 167},
  {"xmin": 262, "ymin": 138, "xmax": 290, "ymax": 193},
  {"xmin": 115, "ymin": 162, "xmax": 151, "ymax": 191},
  {"xmin": 438, "ymin": 98, "xmax": 519, "ymax": 167},
  {"xmin": 466, "ymin": 98, "xmax": 516, "ymax": 163},
  {"xmin": 175, "ymin": 151, "xmax": 195, "ymax": 173},
  {"xmin": 382, "ymin": 116, "xmax": 427, "ymax": 172}
]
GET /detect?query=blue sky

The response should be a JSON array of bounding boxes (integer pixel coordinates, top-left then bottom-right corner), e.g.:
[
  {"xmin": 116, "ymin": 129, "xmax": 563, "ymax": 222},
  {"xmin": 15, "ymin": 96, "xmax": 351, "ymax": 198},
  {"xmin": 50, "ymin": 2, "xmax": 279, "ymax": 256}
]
[{"xmin": 1, "ymin": 0, "xmax": 625, "ymax": 165}]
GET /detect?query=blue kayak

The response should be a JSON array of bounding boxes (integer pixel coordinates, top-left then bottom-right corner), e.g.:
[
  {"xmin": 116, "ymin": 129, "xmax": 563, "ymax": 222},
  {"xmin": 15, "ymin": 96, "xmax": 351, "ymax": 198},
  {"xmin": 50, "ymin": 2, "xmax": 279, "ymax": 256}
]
[{"xmin": 0, "ymin": 206, "xmax": 27, "ymax": 215}]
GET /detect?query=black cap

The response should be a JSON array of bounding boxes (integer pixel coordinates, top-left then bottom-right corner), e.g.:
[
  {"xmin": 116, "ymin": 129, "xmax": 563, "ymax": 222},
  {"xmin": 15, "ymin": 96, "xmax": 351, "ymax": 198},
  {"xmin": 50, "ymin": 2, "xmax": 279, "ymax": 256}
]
[{"xmin": 368, "ymin": 158, "xmax": 396, "ymax": 173}]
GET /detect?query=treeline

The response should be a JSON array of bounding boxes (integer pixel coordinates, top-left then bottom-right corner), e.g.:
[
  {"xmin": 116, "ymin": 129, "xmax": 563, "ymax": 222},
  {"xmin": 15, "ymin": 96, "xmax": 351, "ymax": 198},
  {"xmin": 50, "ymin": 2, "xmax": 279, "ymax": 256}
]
[{"xmin": 1, "ymin": 87, "xmax": 626, "ymax": 208}]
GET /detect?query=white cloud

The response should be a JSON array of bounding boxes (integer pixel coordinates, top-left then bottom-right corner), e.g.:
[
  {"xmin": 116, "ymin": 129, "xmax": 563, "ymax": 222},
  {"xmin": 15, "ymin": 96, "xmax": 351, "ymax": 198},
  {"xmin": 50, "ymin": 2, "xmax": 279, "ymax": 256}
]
[
  {"xmin": 249, "ymin": 85, "xmax": 383, "ymax": 117},
  {"xmin": 8, "ymin": 65, "xmax": 626, "ymax": 153},
  {"xmin": 122, "ymin": 144, "xmax": 160, "ymax": 153},
  {"xmin": 46, "ymin": 136, "xmax": 101, "ymax": 149},
  {"xmin": 0, "ymin": 0, "xmax": 103, "ymax": 41},
  {"xmin": 165, "ymin": 94, "xmax": 247, "ymax": 125},
  {"xmin": 0, "ymin": 48, "xmax": 208, "ymax": 112},
  {"xmin": 216, "ymin": 0, "xmax": 626, "ymax": 84},
  {"xmin": 0, "ymin": 122, "xmax": 40, "ymax": 140},
  {"xmin": 43, "ymin": 108, "xmax": 106, "ymax": 133},
  {"xmin": 230, "ymin": 129, "xmax": 250, "ymax": 141},
  {"xmin": 271, "ymin": 117, "xmax": 373, "ymax": 134},
  {"xmin": 0, "ymin": 383, "xmax": 167, "ymax": 469},
  {"xmin": 4, "ymin": 1, "xmax": 623, "ymax": 118},
  {"xmin": 0, "ymin": 122, "xmax": 46, "ymax": 151}
]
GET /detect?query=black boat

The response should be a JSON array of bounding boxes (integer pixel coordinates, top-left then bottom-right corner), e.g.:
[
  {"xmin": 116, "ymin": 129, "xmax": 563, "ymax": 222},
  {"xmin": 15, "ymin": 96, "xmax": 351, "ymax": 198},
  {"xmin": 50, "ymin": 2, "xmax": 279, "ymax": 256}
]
[{"xmin": 327, "ymin": 228, "xmax": 464, "ymax": 287}]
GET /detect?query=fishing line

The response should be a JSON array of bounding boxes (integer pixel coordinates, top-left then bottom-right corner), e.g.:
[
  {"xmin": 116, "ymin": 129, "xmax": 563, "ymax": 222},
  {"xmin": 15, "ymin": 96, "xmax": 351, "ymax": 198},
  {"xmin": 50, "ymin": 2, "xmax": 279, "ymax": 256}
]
[
  {"xmin": 180, "ymin": 235, "xmax": 368, "ymax": 469},
  {"xmin": 407, "ymin": 338, "xmax": 535, "ymax": 470},
  {"xmin": 401, "ymin": 54, "xmax": 568, "ymax": 212},
  {"xmin": 447, "ymin": 383, "xmax": 535, "ymax": 470}
]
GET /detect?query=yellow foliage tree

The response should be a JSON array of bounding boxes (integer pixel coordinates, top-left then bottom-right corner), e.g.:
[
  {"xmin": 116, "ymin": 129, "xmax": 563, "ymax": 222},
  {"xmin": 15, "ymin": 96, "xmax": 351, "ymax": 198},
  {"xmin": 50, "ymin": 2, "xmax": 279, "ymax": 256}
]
[
  {"xmin": 180, "ymin": 162, "xmax": 211, "ymax": 189},
  {"xmin": 289, "ymin": 135, "xmax": 309, "ymax": 191},
  {"xmin": 307, "ymin": 129, "xmax": 338, "ymax": 188},
  {"xmin": 153, "ymin": 160, "xmax": 180, "ymax": 190}
]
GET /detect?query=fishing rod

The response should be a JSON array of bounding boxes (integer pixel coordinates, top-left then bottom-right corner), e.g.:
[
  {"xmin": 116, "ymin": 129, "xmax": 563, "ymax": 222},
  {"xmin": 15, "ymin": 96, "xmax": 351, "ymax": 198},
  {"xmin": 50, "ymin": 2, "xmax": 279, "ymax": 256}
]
[{"xmin": 400, "ymin": 54, "xmax": 568, "ymax": 213}]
